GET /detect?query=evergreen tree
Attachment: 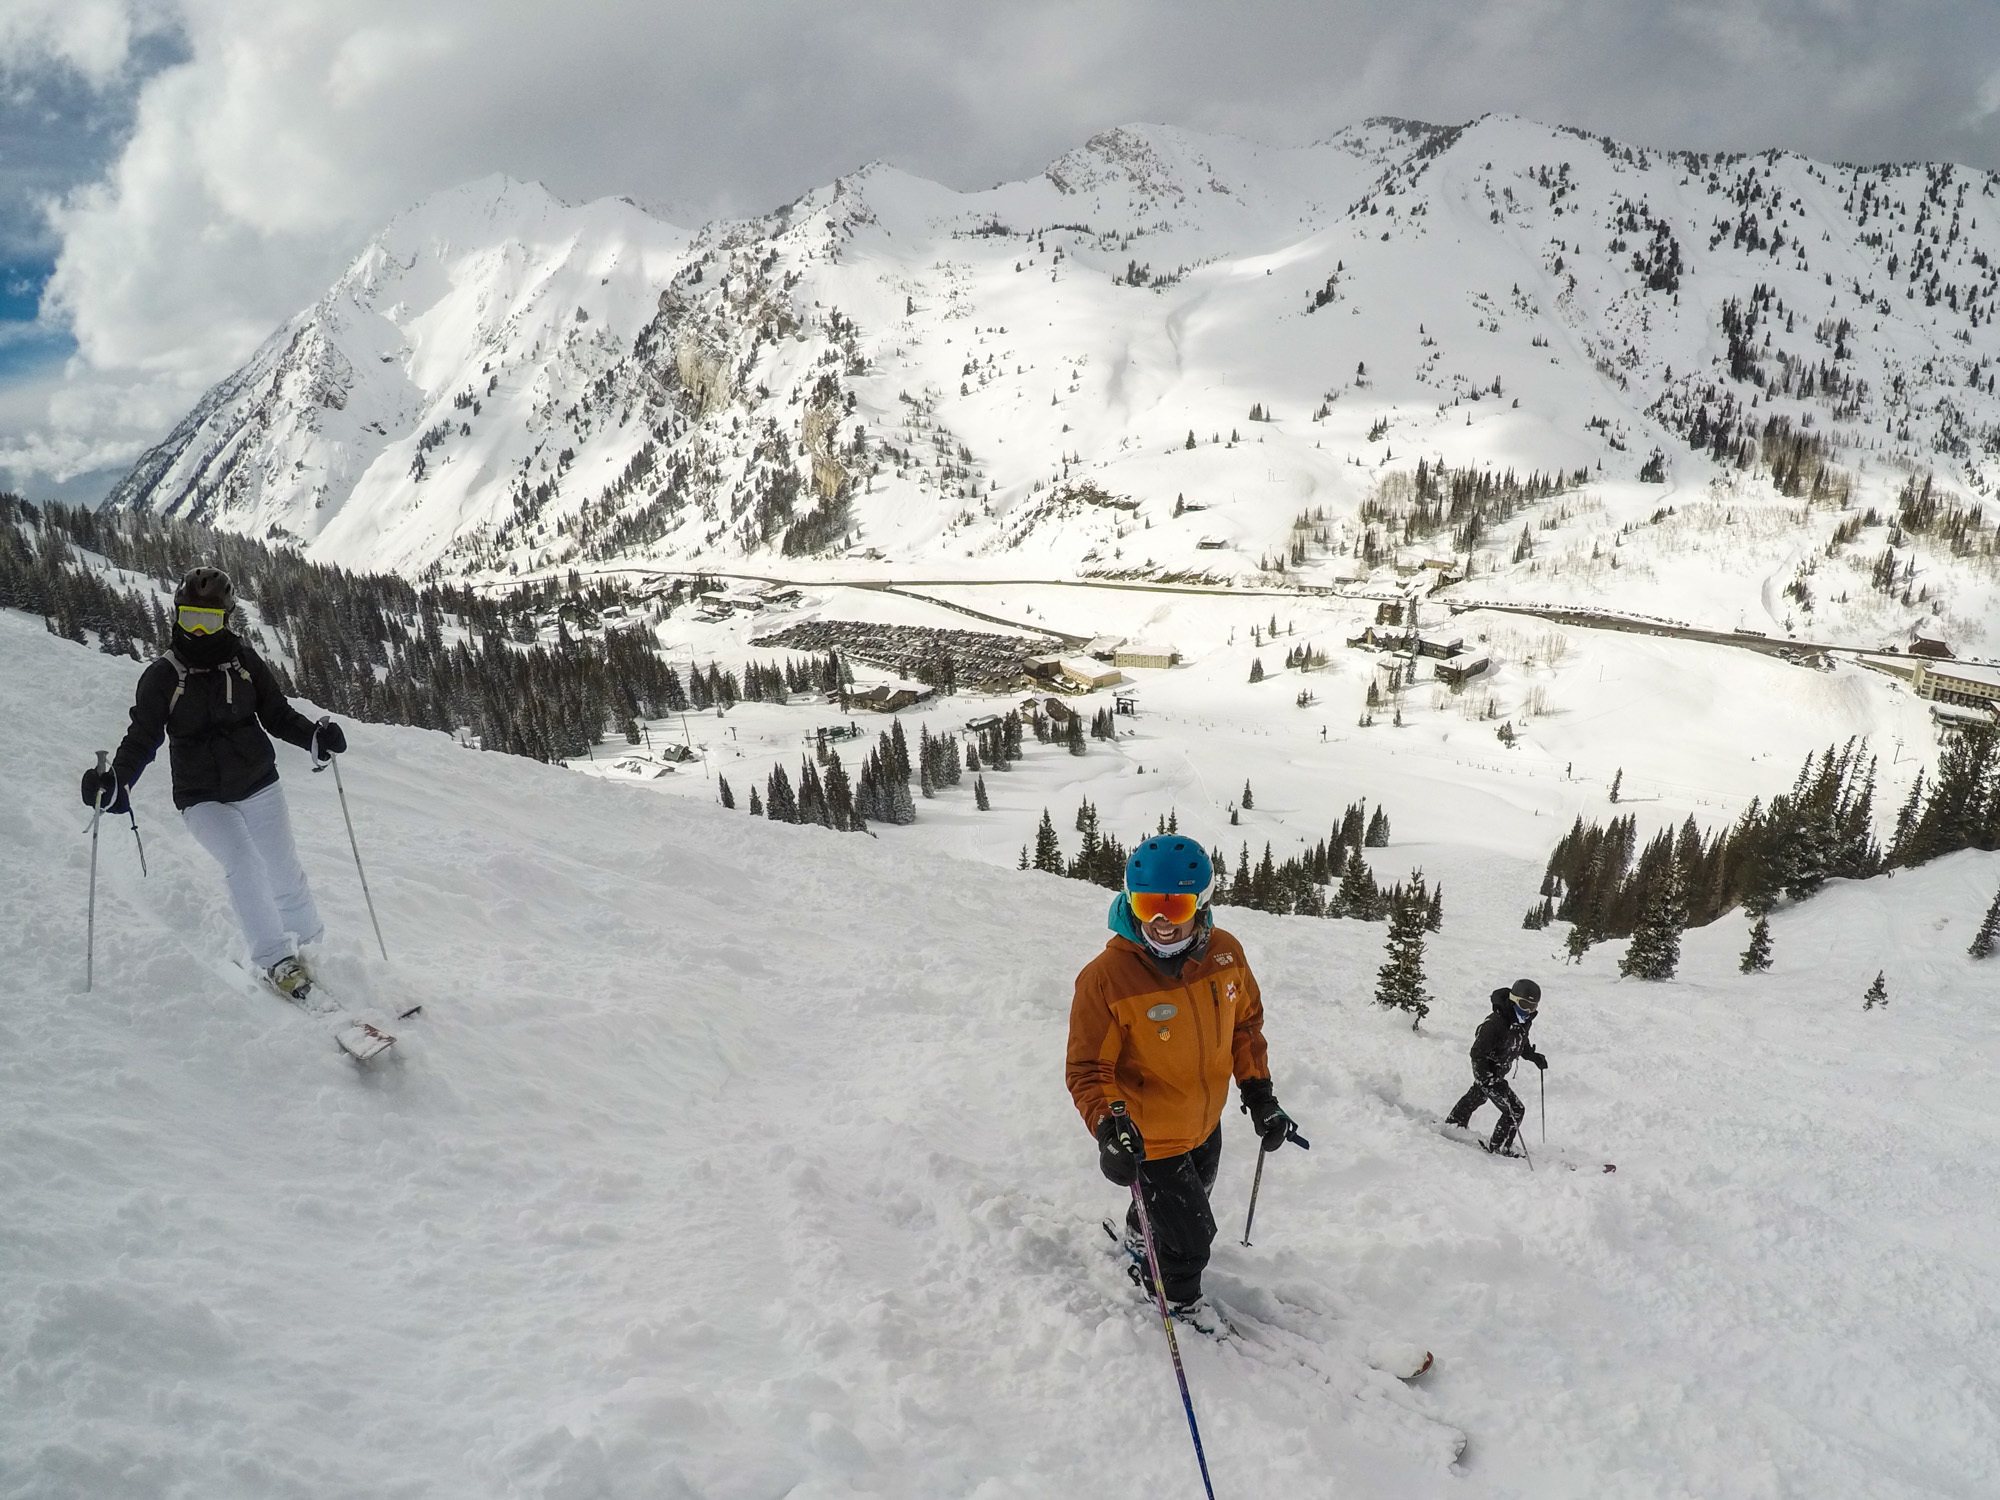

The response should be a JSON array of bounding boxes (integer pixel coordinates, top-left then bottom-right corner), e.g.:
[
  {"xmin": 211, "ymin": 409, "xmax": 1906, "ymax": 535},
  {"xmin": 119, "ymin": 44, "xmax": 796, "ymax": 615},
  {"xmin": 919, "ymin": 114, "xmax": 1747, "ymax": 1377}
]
[
  {"xmin": 1364, "ymin": 806, "xmax": 1390, "ymax": 847},
  {"xmin": 749, "ymin": 786, "xmax": 764, "ymax": 817},
  {"xmin": 1251, "ymin": 843, "xmax": 1279, "ymax": 911},
  {"xmin": 796, "ymin": 758, "xmax": 830, "ymax": 827},
  {"xmin": 766, "ymin": 764, "xmax": 799, "ymax": 824},
  {"xmin": 1740, "ymin": 915, "xmax": 1773, "ymax": 973},
  {"xmin": 1248, "ymin": 658, "xmax": 1265, "ymax": 684},
  {"xmin": 1564, "ymin": 922, "xmax": 1594, "ymax": 964},
  {"xmin": 1610, "ymin": 768, "xmax": 1624, "ymax": 804},
  {"xmin": 717, "ymin": 775, "xmax": 735, "ymax": 810},
  {"xmin": 1339, "ymin": 801, "xmax": 1366, "ymax": 851},
  {"xmin": 824, "ymin": 751, "xmax": 861, "ymax": 831},
  {"xmin": 1374, "ymin": 875, "xmax": 1433, "ymax": 1029},
  {"xmin": 974, "ymin": 775, "xmax": 990, "ymax": 811},
  {"xmin": 1033, "ymin": 809, "xmax": 1065, "ymax": 873},
  {"xmin": 1065, "ymin": 714, "xmax": 1087, "ymax": 756},
  {"xmin": 1862, "ymin": 970, "xmax": 1888, "ymax": 1010},
  {"xmin": 1969, "ymin": 886, "xmax": 2000, "ymax": 960},
  {"xmin": 881, "ymin": 766, "xmax": 917, "ymax": 825},
  {"xmin": 1619, "ymin": 859, "xmax": 1686, "ymax": 980},
  {"xmin": 1334, "ymin": 846, "xmax": 1378, "ymax": 918},
  {"xmin": 1071, "ymin": 800, "xmax": 1102, "ymax": 881},
  {"xmin": 1241, "ymin": 780, "xmax": 1255, "ymax": 811},
  {"xmin": 1425, "ymin": 883, "xmax": 1443, "ymax": 933}
]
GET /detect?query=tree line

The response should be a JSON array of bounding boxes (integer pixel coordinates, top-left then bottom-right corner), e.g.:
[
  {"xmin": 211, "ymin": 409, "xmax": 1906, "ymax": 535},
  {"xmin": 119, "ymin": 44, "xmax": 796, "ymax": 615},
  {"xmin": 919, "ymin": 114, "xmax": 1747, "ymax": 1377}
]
[
  {"xmin": 1539, "ymin": 733, "xmax": 2000, "ymax": 979},
  {"xmin": 0, "ymin": 493, "xmax": 833, "ymax": 765}
]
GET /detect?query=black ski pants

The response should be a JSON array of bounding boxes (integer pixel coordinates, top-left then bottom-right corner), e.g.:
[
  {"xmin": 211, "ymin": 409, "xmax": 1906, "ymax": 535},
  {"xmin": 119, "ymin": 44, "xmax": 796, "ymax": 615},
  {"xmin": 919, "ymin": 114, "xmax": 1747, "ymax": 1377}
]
[
  {"xmin": 1124, "ymin": 1125, "xmax": 1223, "ymax": 1303},
  {"xmin": 1447, "ymin": 1075, "xmax": 1525, "ymax": 1152}
]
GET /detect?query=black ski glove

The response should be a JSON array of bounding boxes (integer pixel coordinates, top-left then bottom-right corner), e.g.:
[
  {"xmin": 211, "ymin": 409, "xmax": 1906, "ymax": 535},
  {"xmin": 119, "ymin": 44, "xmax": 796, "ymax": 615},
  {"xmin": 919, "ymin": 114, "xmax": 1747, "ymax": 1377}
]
[
  {"xmin": 313, "ymin": 720, "xmax": 348, "ymax": 757},
  {"xmin": 80, "ymin": 766, "xmax": 129, "ymax": 816},
  {"xmin": 1239, "ymin": 1077, "xmax": 1309, "ymax": 1153},
  {"xmin": 1524, "ymin": 1048, "xmax": 1548, "ymax": 1071},
  {"xmin": 1095, "ymin": 1109, "xmax": 1144, "ymax": 1186}
]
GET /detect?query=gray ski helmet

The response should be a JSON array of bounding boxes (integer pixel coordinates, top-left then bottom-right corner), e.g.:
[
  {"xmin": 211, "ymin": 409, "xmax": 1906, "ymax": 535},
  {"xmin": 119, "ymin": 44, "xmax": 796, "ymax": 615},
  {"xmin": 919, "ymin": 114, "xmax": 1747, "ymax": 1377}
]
[
  {"xmin": 175, "ymin": 566, "xmax": 236, "ymax": 612},
  {"xmin": 1509, "ymin": 978, "xmax": 1542, "ymax": 1011}
]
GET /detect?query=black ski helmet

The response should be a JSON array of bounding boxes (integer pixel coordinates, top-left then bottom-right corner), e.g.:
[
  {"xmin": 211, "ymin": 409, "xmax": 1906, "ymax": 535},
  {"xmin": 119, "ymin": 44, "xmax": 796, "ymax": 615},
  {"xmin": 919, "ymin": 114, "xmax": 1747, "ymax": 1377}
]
[
  {"xmin": 175, "ymin": 566, "xmax": 236, "ymax": 612},
  {"xmin": 1509, "ymin": 978, "xmax": 1542, "ymax": 1011}
]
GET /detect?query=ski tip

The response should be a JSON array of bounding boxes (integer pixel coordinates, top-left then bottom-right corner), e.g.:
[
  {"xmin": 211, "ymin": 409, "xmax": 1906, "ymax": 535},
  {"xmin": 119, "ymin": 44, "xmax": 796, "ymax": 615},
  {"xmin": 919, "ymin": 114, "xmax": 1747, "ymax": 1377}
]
[
  {"xmin": 335, "ymin": 1022, "xmax": 396, "ymax": 1063},
  {"xmin": 1367, "ymin": 1339, "xmax": 1436, "ymax": 1381}
]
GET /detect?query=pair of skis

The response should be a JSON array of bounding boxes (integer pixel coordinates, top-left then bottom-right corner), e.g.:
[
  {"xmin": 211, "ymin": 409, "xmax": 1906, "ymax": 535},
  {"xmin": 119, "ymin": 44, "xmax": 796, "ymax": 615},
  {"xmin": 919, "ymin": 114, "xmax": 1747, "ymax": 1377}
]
[
  {"xmin": 1099, "ymin": 1219, "xmax": 1437, "ymax": 1381},
  {"xmin": 1435, "ymin": 1122, "xmax": 1617, "ymax": 1173}
]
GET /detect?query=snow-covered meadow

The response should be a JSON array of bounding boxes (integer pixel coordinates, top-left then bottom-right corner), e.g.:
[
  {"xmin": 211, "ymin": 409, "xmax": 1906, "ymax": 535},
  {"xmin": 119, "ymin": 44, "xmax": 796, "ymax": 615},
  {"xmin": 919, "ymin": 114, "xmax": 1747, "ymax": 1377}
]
[{"xmin": 5, "ymin": 588, "xmax": 1999, "ymax": 1498}]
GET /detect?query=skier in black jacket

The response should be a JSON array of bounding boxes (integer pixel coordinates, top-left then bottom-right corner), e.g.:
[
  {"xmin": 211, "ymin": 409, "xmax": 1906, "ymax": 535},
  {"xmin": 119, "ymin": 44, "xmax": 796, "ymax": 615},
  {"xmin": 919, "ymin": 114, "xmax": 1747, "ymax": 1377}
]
[
  {"xmin": 79, "ymin": 567, "xmax": 348, "ymax": 1001},
  {"xmin": 1444, "ymin": 979, "xmax": 1546, "ymax": 1155}
]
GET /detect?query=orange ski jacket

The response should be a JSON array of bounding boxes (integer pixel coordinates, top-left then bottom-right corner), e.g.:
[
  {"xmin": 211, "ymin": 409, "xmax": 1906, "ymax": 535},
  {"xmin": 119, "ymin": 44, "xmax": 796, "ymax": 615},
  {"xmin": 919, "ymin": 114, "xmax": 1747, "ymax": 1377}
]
[{"xmin": 1065, "ymin": 927, "xmax": 1271, "ymax": 1159}]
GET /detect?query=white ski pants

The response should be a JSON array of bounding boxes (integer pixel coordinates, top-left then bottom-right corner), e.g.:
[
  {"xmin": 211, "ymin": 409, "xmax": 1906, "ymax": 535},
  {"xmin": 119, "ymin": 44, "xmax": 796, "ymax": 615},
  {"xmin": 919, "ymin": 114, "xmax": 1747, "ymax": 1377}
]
[{"xmin": 181, "ymin": 781, "xmax": 323, "ymax": 971}]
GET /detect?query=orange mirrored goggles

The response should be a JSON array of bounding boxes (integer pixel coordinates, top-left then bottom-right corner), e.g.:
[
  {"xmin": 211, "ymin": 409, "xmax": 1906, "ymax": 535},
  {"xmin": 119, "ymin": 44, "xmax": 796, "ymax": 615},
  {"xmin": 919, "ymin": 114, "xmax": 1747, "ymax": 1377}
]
[
  {"xmin": 176, "ymin": 604, "xmax": 227, "ymax": 635},
  {"xmin": 1128, "ymin": 890, "xmax": 1201, "ymax": 925}
]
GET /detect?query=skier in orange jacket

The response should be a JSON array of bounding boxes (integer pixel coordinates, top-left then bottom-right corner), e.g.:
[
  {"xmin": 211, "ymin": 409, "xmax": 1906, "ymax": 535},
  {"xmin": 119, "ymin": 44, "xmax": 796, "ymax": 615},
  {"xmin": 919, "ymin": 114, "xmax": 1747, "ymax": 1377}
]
[{"xmin": 1065, "ymin": 836, "xmax": 1304, "ymax": 1322}]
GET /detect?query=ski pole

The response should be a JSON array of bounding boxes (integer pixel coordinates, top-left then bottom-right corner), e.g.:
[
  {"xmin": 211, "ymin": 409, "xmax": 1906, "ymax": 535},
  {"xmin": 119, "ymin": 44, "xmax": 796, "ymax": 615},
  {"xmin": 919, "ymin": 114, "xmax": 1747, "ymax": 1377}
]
[
  {"xmin": 126, "ymin": 808, "xmax": 148, "ymax": 877},
  {"xmin": 1240, "ymin": 1146, "xmax": 1266, "ymax": 1247},
  {"xmin": 1116, "ymin": 1105, "xmax": 1215, "ymax": 1500},
  {"xmin": 315, "ymin": 722, "xmax": 388, "ymax": 961},
  {"xmin": 1539, "ymin": 1068, "xmax": 1547, "ymax": 1147},
  {"xmin": 1513, "ymin": 1098, "xmax": 1535, "ymax": 1173},
  {"xmin": 85, "ymin": 750, "xmax": 108, "ymax": 991}
]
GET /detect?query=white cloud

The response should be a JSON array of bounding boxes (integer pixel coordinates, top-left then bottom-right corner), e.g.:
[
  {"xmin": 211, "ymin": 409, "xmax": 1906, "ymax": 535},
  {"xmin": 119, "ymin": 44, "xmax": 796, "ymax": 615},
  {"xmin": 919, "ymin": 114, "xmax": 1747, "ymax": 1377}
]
[{"xmin": 0, "ymin": 0, "xmax": 140, "ymax": 88}]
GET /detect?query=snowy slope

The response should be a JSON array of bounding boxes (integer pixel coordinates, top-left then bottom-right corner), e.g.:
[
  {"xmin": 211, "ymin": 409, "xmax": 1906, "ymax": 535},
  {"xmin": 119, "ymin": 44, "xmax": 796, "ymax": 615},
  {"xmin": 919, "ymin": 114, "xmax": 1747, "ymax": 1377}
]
[
  {"xmin": 5, "ymin": 608, "xmax": 1999, "ymax": 1498},
  {"xmin": 107, "ymin": 117, "xmax": 2000, "ymax": 653}
]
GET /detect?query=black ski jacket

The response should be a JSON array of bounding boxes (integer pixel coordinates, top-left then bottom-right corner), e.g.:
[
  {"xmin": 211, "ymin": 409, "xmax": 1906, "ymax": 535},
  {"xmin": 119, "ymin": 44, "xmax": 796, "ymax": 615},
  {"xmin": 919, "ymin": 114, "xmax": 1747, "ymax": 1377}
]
[
  {"xmin": 112, "ymin": 636, "xmax": 321, "ymax": 810},
  {"xmin": 1470, "ymin": 988, "xmax": 1545, "ymax": 1081}
]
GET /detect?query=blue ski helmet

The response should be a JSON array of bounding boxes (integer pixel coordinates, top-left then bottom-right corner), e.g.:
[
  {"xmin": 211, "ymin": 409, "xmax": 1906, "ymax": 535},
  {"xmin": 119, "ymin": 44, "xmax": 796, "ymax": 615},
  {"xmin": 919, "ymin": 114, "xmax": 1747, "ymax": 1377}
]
[{"xmin": 1124, "ymin": 837, "xmax": 1215, "ymax": 904}]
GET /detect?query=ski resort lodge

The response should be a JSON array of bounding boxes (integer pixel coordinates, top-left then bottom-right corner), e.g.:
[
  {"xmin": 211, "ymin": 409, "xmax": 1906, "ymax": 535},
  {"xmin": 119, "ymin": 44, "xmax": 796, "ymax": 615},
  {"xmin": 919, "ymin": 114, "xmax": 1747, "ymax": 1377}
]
[{"xmin": 1859, "ymin": 652, "xmax": 2000, "ymax": 726}]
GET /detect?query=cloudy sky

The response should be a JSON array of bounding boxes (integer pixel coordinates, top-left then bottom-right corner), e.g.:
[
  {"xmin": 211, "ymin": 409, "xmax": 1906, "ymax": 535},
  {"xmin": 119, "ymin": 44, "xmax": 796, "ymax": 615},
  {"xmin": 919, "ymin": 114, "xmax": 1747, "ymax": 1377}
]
[{"xmin": 2, "ymin": 0, "xmax": 1997, "ymax": 500}]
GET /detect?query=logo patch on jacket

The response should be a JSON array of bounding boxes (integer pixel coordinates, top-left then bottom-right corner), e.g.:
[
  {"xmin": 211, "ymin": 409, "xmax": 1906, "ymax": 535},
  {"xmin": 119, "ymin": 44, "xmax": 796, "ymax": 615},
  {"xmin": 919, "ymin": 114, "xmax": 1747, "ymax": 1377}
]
[
  {"xmin": 1224, "ymin": 981, "xmax": 1239, "ymax": 1001},
  {"xmin": 1146, "ymin": 1003, "xmax": 1178, "ymax": 1021}
]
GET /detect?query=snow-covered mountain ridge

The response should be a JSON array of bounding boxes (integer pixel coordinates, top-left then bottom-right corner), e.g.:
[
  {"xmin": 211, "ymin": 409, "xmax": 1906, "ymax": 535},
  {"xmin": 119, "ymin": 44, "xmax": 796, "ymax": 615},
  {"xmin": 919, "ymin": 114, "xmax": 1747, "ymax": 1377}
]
[{"xmin": 109, "ymin": 115, "xmax": 2000, "ymax": 648}]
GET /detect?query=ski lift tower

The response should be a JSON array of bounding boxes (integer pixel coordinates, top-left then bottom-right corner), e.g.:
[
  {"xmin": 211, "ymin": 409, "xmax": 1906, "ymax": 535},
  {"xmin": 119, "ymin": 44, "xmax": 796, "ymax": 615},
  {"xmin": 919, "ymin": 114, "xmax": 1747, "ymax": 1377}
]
[{"xmin": 1401, "ymin": 579, "xmax": 1425, "ymax": 685}]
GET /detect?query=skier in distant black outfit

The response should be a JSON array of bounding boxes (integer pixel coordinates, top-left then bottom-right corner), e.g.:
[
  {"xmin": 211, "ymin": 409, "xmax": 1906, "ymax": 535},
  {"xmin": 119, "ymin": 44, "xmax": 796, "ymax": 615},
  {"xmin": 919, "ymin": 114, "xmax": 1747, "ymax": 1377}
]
[
  {"xmin": 1444, "ymin": 979, "xmax": 1547, "ymax": 1155},
  {"xmin": 78, "ymin": 567, "xmax": 348, "ymax": 1001}
]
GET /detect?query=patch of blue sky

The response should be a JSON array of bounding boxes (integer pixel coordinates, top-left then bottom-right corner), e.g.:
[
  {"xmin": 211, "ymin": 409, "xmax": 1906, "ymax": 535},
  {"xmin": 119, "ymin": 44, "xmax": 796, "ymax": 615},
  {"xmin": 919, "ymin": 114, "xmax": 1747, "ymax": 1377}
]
[{"xmin": 0, "ymin": 259, "xmax": 71, "ymax": 381}]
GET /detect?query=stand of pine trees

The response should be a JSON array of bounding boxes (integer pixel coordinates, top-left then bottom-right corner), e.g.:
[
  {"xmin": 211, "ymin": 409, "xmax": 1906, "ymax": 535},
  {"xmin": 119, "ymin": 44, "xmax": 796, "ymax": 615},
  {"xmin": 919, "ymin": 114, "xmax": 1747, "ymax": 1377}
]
[
  {"xmin": 1019, "ymin": 797, "xmax": 1422, "ymax": 925},
  {"xmin": 1548, "ymin": 734, "xmax": 2000, "ymax": 976},
  {"xmin": 1542, "ymin": 740, "xmax": 1899, "ymax": 944},
  {"xmin": 0, "ymin": 495, "xmax": 849, "ymax": 765}
]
